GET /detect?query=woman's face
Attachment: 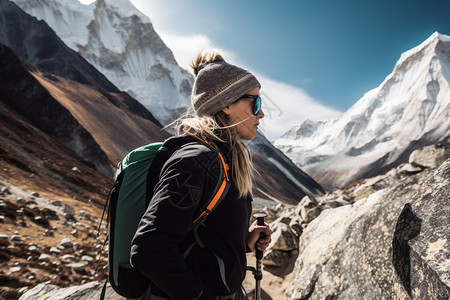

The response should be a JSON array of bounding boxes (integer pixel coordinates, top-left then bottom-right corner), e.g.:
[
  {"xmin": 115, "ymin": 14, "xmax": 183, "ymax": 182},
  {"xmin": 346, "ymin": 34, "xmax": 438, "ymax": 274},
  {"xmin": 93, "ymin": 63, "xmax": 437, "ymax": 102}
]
[{"xmin": 224, "ymin": 87, "xmax": 264, "ymax": 140}]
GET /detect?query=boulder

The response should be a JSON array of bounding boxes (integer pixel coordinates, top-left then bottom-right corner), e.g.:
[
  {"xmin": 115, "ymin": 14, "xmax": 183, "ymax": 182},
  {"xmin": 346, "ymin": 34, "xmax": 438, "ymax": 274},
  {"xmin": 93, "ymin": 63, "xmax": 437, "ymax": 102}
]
[
  {"xmin": 392, "ymin": 159, "xmax": 450, "ymax": 299},
  {"xmin": 263, "ymin": 249, "xmax": 299, "ymax": 267},
  {"xmin": 38, "ymin": 254, "xmax": 51, "ymax": 263},
  {"xmin": 68, "ymin": 262, "xmax": 88, "ymax": 272},
  {"xmin": 59, "ymin": 238, "xmax": 74, "ymax": 248},
  {"xmin": 18, "ymin": 281, "xmax": 125, "ymax": 300},
  {"xmin": 409, "ymin": 144, "xmax": 450, "ymax": 168},
  {"xmin": 64, "ymin": 204, "xmax": 76, "ymax": 216},
  {"xmin": 295, "ymin": 196, "xmax": 322, "ymax": 224},
  {"xmin": 285, "ymin": 158, "xmax": 445, "ymax": 299},
  {"xmin": 17, "ymin": 198, "xmax": 27, "ymax": 205},
  {"xmin": 289, "ymin": 216, "xmax": 303, "ymax": 236},
  {"xmin": 50, "ymin": 199, "xmax": 63, "ymax": 207},
  {"xmin": 1, "ymin": 187, "xmax": 11, "ymax": 194},
  {"xmin": 267, "ymin": 222, "xmax": 298, "ymax": 251}
]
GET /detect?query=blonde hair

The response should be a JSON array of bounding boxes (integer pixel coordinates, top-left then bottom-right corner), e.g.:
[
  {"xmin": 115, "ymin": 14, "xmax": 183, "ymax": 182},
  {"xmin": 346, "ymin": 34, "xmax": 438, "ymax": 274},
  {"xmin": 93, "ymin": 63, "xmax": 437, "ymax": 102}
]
[
  {"xmin": 165, "ymin": 50, "xmax": 258, "ymax": 197},
  {"xmin": 169, "ymin": 112, "xmax": 255, "ymax": 198}
]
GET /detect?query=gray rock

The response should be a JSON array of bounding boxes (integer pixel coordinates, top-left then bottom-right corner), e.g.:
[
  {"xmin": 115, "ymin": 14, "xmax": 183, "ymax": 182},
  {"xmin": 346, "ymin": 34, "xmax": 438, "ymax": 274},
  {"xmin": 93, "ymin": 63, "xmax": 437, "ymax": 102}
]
[
  {"xmin": 44, "ymin": 230, "xmax": 55, "ymax": 237},
  {"xmin": 409, "ymin": 144, "xmax": 450, "ymax": 168},
  {"xmin": 34, "ymin": 216, "xmax": 50, "ymax": 227},
  {"xmin": 9, "ymin": 266, "xmax": 21, "ymax": 272},
  {"xmin": 62, "ymin": 254, "xmax": 76, "ymax": 262},
  {"xmin": 16, "ymin": 198, "xmax": 27, "ymax": 205},
  {"xmin": 11, "ymin": 234, "xmax": 21, "ymax": 242},
  {"xmin": 59, "ymin": 238, "xmax": 74, "ymax": 248},
  {"xmin": 392, "ymin": 159, "xmax": 450, "ymax": 299},
  {"xmin": 398, "ymin": 163, "xmax": 423, "ymax": 174},
  {"xmin": 50, "ymin": 199, "xmax": 63, "ymax": 207},
  {"xmin": 68, "ymin": 262, "xmax": 88, "ymax": 272},
  {"xmin": 289, "ymin": 216, "xmax": 303, "ymax": 236},
  {"xmin": 1, "ymin": 187, "xmax": 11, "ymax": 194},
  {"xmin": 50, "ymin": 247, "xmax": 61, "ymax": 255},
  {"xmin": 64, "ymin": 213, "xmax": 78, "ymax": 223},
  {"xmin": 286, "ymin": 158, "xmax": 450, "ymax": 300},
  {"xmin": 28, "ymin": 245, "xmax": 39, "ymax": 252},
  {"xmin": 18, "ymin": 281, "xmax": 126, "ymax": 300},
  {"xmin": 263, "ymin": 249, "xmax": 299, "ymax": 267},
  {"xmin": 295, "ymin": 195, "xmax": 322, "ymax": 224},
  {"xmin": 0, "ymin": 234, "xmax": 8, "ymax": 240},
  {"xmin": 81, "ymin": 255, "xmax": 94, "ymax": 262},
  {"xmin": 64, "ymin": 204, "xmax": 76, "ymax": 216},
  {"xmin": 268, "ymin": 222, "xmax": 298, "ymax": 251},
  {"xmin": 31, "ymin": 192, "xmax": 40, "ymax": 197},
  {"xmin": 38, "ymin": 254, "xmax": 51, "ymax": 262}
]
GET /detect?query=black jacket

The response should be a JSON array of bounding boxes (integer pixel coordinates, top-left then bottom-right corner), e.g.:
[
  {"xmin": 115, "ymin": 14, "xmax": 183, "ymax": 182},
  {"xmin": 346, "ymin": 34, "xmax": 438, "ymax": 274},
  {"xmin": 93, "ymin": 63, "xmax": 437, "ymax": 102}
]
[{"xmin": 130, "ymin": 136, "xmax": 252, "ymax": 299}]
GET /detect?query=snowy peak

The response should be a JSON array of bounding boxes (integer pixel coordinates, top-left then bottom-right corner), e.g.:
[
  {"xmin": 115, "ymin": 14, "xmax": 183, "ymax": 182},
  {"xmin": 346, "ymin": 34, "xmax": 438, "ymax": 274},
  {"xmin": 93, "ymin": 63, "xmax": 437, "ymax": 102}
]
[
  {"xmin": 395, "ymin": 31, "xmax": 450, "ymax": 73},
  {"xmin": 275, "ymin": 32, "xmax": 450, "ymax": 189},
  {"xmin": 12, "ymin": 0, "xmax": 194, "ymax": 125}
]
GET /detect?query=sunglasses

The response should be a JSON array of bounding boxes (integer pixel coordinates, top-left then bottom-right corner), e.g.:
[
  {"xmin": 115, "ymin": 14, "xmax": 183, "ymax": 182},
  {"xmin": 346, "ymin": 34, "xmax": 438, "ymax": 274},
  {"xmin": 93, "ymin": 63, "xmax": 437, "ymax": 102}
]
[{"xmin": 241, "ymin": 94, "xmax": 262, "ymax": 115}]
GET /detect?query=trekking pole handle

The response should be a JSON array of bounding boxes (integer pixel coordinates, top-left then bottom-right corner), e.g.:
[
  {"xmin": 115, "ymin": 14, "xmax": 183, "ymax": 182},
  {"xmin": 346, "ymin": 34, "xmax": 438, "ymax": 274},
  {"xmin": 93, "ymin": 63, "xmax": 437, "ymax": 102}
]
[{"xmin": 253, "ymin": 212, "xmax": 267, "ymax": 259}]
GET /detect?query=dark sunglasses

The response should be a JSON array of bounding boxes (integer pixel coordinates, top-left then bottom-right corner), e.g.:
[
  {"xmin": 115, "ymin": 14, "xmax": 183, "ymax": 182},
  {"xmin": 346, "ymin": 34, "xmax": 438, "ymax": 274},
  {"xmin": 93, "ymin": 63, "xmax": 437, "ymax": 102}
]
[{"xmin": 241, "ymin": 94, "xmax": 262, "ymax": 115}]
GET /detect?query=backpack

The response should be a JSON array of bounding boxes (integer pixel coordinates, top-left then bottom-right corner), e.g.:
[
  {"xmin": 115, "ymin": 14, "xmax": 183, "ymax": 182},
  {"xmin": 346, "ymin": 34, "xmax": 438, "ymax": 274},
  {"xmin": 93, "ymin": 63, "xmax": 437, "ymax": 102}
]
[{"xmin": 98, "ymin": 134, "xmax": 231, "ymax": 299}]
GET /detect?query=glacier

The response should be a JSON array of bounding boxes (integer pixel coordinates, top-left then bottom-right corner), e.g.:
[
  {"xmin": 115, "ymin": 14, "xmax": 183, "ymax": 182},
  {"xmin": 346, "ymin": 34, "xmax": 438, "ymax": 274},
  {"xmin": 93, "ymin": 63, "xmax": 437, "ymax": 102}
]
[{"xmin": 275, "ymin": 32, "xmax": 450, "ymax": 189}]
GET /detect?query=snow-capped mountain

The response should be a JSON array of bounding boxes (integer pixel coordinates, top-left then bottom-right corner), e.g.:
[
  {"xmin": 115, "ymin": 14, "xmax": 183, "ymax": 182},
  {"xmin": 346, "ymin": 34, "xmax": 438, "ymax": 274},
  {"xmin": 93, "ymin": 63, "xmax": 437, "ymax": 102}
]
[
  {"xmin": 12, "ymin": 0, "xmax": 194, "ymax": 125},
  {"xmin": 275, "ymin": 32, "xmax": 450, "ymax": 189}
]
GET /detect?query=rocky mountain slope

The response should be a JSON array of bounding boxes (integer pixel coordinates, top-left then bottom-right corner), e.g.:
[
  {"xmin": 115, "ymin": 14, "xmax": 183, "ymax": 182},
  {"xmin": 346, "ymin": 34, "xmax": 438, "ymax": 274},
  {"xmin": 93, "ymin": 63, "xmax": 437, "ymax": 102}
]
[
  {"xmin": 275, "ymin": 32, "xmax": 450, "ymax": 190},
  {"xmin": 0, "ymin": 0, "xmax": 169, "ymax": 177},
  {"xmin": 4, "ymin": 0, "xmax": 321, "ymax": 203},
  {"xmin": 12, "ymin": 0, "xmax": 194, "ymax": 126}
]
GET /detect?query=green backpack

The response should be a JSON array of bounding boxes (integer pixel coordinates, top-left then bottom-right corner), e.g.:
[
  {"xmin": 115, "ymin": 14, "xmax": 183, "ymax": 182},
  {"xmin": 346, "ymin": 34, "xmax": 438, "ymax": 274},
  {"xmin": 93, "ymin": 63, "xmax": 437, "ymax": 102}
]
[{"xmin": 98, "ymin": 134, "xmax": 231, "ymax": 299}]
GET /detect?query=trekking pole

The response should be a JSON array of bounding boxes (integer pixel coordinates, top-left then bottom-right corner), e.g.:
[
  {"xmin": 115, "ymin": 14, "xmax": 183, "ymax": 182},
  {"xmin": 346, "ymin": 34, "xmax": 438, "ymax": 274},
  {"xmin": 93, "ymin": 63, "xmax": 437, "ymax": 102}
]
[{"xmin": 253, "ymin": 212, "xmax": 267, "ymax": 300}]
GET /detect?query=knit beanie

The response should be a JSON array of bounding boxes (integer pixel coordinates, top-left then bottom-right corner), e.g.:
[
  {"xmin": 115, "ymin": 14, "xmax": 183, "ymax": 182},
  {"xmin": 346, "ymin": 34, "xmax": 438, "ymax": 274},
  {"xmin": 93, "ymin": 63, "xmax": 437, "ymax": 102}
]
[{"xmin": 191, "ymin": 55, "xmax": 261, "ymax": 117}]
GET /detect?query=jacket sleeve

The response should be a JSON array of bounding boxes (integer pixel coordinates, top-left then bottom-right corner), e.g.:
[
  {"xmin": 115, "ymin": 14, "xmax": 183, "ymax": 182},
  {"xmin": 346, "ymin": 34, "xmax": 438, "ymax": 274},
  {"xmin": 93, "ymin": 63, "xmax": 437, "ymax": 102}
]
[{"xmin": 130, "ymin": 145, "xmax": 219, "ymax": 299}]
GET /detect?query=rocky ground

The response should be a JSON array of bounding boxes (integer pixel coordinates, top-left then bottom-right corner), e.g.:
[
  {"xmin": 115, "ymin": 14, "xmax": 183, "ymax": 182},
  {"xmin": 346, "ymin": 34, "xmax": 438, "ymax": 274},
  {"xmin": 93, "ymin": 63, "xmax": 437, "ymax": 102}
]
[
  {"xmin": 2, "ymin": 144, "xmax": 449, "ymax": 300},
  {"xmin": 0, "ymin": 176, "xmax": 287, "ymax": 300},
  {"xmin": 0, "ymin": 177, "xmax": 109, "ymax": 300}
]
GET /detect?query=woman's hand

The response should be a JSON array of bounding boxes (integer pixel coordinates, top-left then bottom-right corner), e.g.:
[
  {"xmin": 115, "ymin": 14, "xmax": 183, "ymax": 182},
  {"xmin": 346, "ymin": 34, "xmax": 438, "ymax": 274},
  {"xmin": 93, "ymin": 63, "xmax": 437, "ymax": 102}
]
[{"xmin": 248, "ymin": 220, "xmax": 272, "ymax": 252}]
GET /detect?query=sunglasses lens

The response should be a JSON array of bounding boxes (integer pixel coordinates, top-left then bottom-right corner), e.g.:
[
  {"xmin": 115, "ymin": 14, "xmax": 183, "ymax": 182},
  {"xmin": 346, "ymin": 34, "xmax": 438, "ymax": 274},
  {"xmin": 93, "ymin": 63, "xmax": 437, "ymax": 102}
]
[{"xmin": 253, "ymin": 97, "xmax": 261, "ymax": 115}]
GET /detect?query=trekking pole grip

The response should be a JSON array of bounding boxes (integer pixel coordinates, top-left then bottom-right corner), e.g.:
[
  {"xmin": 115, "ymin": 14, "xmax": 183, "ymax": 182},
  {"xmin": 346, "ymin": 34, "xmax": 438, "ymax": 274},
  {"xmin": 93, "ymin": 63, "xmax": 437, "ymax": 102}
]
[{"xmin": 253, "ymin": 212, "xmax": 267, "ymax": 259}]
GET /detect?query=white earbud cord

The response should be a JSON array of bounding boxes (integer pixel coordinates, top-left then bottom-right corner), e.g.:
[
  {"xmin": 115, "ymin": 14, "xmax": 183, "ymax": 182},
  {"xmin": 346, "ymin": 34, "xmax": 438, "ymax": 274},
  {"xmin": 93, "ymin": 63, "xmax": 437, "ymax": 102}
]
[{"xmin": 217, "ymin": 114, "xmax": 254, "ymax": 130}]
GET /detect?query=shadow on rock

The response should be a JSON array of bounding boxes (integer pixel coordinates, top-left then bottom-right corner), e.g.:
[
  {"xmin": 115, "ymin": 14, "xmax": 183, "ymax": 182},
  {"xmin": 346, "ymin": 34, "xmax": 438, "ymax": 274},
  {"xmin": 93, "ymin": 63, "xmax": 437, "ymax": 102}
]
[{"xmin": 392, "ymin": 203, "xmax": 422, "ymax": 296}]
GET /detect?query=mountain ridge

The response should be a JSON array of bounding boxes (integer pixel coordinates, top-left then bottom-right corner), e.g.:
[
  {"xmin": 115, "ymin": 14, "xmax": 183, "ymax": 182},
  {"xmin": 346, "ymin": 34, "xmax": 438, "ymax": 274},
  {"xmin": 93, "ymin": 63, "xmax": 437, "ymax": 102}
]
[
  {"xmin": 1, "ymin": 0, "xmax": 322, "ymax": 204},
  {"xmin": 275, "ymin": 31, "xmax": 450, "ymax": 189},
  {"xmin": 12, "ymin": 0, "xmax": 194, "ymax": 125}
]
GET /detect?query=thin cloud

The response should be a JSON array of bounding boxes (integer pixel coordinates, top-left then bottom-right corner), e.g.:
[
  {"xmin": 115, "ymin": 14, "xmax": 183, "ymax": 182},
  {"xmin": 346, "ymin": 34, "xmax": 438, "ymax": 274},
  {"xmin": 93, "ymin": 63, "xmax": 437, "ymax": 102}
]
[
  {"xmin": 255, "ymin": 76, "xmax": 342, "ymax": 141},
  {"xmin": 150, "ymin": 32, "xmax": 342, "ymax": 141},
  {"xmin": 158, "ymin": 33, "xmax": 236, "ymax": 73},
  {"xmin": 130, "ymin": 0, "xmax": 342, "ymax": 140}
]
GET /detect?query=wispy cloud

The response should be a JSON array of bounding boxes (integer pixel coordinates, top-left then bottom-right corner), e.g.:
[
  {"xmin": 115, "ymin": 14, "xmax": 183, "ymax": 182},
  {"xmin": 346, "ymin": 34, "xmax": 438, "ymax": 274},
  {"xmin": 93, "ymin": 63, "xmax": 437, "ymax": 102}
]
[
  {"xmin": 255, "ymin": 76, "xmax": 342, "ymax": 141},
  {"xmin": 157, "ymin": 33, "xmax": 236, "ymax": 72},
  {"xmin": 158, "ymin": 31, "xmax": 342, "ymax": 140},
  {"xmin": 129, "ymin": 0, "xmax": 342, "ymax": 140}
]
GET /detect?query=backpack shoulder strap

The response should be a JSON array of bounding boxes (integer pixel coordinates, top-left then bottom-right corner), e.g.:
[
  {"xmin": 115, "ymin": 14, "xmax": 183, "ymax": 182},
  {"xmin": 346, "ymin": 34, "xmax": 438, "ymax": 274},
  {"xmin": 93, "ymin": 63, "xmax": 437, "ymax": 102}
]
[
  {"xmin": 190, "ymin": 135, "xmax": 231, "ymax": 225},
  {"xmin": 146, "ymin": 134, "xmax": 231, "ymax": 228}
]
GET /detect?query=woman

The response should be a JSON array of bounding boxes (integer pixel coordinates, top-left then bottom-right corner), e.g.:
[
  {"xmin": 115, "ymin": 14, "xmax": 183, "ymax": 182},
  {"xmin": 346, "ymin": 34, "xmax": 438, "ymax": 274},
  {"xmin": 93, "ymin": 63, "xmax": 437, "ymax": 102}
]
[{"xmin": 130, "ymin": 51, "xmax": 272, "ymax": 300}]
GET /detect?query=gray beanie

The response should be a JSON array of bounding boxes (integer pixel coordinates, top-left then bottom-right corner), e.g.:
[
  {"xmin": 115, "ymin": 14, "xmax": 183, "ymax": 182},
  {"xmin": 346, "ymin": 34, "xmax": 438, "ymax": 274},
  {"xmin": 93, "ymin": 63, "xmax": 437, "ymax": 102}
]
[{"xmin": 191, "ymin": 57, "xmax": 261, "ymax": 117}]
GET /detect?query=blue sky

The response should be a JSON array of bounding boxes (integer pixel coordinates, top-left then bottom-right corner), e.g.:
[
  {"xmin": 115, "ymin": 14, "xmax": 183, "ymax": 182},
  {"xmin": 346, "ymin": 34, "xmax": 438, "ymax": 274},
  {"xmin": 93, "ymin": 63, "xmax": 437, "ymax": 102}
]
[{"xmin": 81, "ymin": 0, "xmax": 450, "ymax": 140}]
